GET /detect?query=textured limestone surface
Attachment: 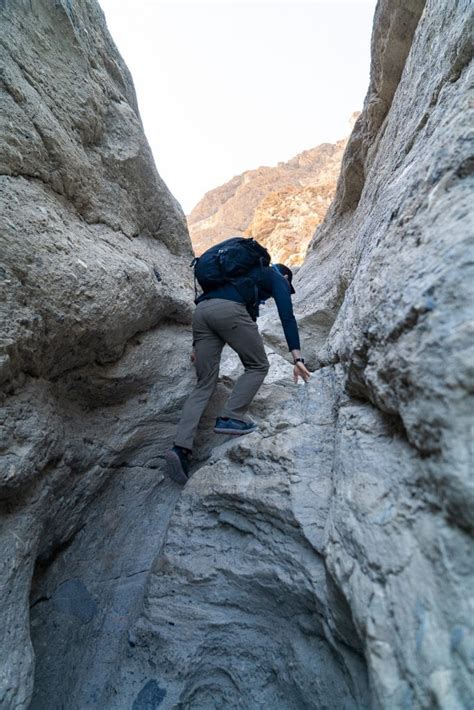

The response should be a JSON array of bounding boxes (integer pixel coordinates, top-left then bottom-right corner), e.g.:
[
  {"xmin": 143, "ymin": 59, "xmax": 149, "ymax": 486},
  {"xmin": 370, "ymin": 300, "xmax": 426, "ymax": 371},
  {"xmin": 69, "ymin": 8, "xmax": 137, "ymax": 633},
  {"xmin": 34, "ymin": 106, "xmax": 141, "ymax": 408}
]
[
  {"xmin": 0, "ymin": 1, "xmax": 193, "ymax": 707},
  {"xmin": 289, "ymin": 0, "xmax": 473, "ymax": 705},
  {"xmin": 2, "ymin": 0, "xmax": 474, "ymax": 709},
  {"xmin": 294, "ymin": 0, "xmax": 474, "ymax": 523}
]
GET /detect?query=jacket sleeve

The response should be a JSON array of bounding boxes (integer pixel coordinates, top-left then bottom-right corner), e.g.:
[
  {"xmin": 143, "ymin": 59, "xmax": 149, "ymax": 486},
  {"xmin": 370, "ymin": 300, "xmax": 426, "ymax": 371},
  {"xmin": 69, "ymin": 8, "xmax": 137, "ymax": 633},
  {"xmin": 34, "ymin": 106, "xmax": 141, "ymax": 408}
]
[{"xmin": 266, "ymin": 269, "xmax": 301, "ymax": 351}]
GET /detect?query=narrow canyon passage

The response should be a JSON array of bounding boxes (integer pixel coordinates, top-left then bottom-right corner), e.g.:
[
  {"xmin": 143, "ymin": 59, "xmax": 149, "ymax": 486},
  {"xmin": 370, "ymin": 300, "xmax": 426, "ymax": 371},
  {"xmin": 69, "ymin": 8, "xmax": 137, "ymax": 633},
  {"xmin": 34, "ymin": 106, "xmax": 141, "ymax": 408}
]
[{"xmin": 1, "ymin": 0, "xmax": 472, "ymax": 708}]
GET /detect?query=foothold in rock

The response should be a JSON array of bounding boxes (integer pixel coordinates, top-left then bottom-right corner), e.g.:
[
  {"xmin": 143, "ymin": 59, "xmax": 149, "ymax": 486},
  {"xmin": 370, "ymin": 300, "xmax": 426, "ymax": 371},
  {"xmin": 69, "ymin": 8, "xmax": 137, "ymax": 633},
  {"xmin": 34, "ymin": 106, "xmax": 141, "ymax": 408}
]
[
  {"xmin": 153, "ymin": 267, "xmax": 162, "ymax": 282},
  {"xmin": 132, "ymin": 680, "xmax": 167, "ymax": 709},
  {"xmin": 51, "ymin": 579, "xmax": 98, "ymax": 623},
  {"xmin": 450, "ymin": 625, "xmax": 464, "ymax": 652}
]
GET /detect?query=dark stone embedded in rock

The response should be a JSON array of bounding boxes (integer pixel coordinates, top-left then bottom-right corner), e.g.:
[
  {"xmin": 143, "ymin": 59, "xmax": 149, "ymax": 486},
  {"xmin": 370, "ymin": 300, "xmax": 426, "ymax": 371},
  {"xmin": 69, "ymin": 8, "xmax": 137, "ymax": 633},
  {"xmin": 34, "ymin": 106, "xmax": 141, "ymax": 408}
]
[
  {"xmin": 51, "ymin": 579, "xmax": 98, "ymax": 624},
  {"xmin": 132, "ymin": 680, "xmax": 167, "ymax": 710}
]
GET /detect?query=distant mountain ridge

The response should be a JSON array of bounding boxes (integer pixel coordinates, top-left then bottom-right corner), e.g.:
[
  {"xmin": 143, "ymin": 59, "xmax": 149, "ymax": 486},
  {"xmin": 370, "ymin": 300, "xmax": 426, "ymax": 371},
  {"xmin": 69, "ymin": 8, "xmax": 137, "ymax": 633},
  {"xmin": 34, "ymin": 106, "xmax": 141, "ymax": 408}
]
[{"xmin": 188, "ymin": 117, "xmax": 357, "ymax": 265}]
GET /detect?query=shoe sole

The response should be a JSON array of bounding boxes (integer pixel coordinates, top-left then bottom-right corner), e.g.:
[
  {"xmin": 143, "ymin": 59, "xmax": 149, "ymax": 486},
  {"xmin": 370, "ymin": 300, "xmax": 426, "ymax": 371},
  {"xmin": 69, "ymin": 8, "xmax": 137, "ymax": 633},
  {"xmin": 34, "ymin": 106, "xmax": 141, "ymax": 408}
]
[
  {"xmin": 164, "ymin": 450, "xmax": 189, "ymax": 484},
  {"xmin": 213, "ymin": 427, "xmax": 256, "ymax": 436}
]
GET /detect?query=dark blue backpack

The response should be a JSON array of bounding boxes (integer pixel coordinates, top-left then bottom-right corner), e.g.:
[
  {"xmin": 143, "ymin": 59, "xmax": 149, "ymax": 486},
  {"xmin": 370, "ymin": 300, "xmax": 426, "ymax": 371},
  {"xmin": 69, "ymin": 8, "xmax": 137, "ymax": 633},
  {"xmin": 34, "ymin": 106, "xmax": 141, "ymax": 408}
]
[
  {"xmin": 192, "ymin": 237, "xmax": 270, "ymax": 291},
  {"xmin": 191, "ymin": 238, "xmax": 271, "ymax": 317},
  {"xmin": 191, "ymin": 237, "xmax": 271, "ymax": 320}
]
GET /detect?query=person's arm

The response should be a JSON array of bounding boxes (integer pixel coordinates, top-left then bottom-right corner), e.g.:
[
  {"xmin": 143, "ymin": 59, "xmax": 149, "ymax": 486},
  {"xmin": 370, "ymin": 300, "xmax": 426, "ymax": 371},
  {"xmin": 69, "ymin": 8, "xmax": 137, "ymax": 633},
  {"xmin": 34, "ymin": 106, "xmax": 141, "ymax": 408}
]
[{"xmin": 267, "ymin": 270, "xmax": 310, "ymax": 382}]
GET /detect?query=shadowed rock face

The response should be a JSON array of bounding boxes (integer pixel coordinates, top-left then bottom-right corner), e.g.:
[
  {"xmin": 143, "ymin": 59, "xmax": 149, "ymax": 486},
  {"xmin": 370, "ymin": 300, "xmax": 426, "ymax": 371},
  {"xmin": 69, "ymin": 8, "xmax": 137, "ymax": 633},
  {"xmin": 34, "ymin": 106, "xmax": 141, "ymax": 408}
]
[
  {"xmin": 1, "ymin": 0, "xmax": 473, "ymax": 709},
  {"xmin": 0, "ymin": 1, "xmax": 193, "ymax": 707}
]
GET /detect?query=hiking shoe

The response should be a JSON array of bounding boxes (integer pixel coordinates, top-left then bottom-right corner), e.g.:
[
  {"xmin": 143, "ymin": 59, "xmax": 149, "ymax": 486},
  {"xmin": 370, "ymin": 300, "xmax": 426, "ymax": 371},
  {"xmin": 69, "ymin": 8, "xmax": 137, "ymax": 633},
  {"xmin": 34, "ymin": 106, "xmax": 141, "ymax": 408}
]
[
  {"xmin": 213, "ymin": 417, "xmax": 257, "ymax": 436},
  {"xmin": 165, "ymin": 446, "xmax": 190, "ymax": 484}
]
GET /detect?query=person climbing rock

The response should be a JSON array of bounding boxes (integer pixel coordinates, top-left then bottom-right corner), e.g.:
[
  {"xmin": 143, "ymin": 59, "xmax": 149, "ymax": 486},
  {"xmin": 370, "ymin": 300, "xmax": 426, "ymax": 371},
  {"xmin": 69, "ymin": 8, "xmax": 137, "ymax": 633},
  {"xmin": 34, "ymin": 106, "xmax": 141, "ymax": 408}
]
[{"xmin": 165, "ymin": 238, "xmax": 310, "ymax": 484}]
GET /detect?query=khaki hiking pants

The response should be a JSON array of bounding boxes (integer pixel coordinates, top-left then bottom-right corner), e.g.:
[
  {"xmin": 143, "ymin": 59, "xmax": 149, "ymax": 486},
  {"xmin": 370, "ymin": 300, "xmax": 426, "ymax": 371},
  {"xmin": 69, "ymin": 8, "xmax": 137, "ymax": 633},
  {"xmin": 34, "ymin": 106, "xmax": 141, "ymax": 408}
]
[{"xmin": 174, "ymin": 299, "xmax": 270, "ymax": 451}]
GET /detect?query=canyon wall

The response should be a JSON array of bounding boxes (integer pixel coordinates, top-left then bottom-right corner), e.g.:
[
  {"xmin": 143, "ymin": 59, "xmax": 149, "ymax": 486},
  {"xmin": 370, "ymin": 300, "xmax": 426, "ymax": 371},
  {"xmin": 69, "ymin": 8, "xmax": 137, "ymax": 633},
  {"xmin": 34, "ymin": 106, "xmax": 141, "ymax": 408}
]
[
  {"xmin": 1, "ymin": 0, "xmax": 472, "ymax": 709},
  {"xmin": 0, "ymin": 1, "xmax": 193, "ymax": 707}
]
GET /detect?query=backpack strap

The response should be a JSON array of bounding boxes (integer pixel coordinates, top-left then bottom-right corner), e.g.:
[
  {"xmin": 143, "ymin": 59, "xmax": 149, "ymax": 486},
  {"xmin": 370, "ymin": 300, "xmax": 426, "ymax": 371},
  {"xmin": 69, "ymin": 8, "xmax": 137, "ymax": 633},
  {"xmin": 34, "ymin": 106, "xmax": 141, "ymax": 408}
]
[{"xmin": 190, "ymin": 256, "xmax": 199, "ymax": 300}]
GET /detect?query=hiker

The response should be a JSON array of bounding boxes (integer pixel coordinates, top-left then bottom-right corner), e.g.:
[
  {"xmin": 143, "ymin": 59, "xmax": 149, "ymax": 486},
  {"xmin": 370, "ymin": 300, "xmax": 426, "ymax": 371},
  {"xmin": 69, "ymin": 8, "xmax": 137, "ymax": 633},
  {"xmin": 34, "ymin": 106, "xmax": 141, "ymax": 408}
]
[{"xmin": 165, "ymin": 238, "xmax": 310, "ymax": 483}]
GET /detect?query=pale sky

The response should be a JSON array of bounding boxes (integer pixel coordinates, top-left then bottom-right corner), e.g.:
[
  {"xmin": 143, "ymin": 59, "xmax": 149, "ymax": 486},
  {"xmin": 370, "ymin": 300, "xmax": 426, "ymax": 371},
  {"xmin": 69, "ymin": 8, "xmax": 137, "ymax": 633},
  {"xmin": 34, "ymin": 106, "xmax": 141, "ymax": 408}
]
[{"xmin": 98, "ymin": 0, "xmax": 376, "ymax": 213}]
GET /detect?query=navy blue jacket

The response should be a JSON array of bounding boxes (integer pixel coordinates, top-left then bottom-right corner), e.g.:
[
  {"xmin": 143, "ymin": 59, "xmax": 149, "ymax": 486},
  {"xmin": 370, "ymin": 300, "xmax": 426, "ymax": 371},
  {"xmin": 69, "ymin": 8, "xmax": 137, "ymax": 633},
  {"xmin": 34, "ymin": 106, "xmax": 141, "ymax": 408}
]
[{"xmin": 197, "ymin": 265, "xmax": 300, "ymax": 351}]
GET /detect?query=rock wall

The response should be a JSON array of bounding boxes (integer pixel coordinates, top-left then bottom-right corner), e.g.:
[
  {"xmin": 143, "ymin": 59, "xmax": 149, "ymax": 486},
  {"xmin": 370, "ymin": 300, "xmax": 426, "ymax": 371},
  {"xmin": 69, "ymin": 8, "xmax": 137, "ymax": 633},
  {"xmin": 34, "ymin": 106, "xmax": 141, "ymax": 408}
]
[
  {"xmin": 1, "ymin": 0, "xmax": 473, "ymax": 709},
  {"xmin": 0, "ymin": 1, "xmax": 193, "ymax": 707},
  {"xmin": 265, "ymin": 0, "xmax": 473, "ymax": 705}
]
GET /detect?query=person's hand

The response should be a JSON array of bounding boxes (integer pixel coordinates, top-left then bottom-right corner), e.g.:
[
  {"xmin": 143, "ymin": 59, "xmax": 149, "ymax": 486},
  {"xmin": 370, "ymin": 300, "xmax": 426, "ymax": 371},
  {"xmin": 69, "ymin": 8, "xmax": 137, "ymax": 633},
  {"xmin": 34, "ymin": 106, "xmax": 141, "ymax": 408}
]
[
  {"xmin": 293, "ymin": 361, "xmax": 310, "ymax": 383},
  {"xmin": 191, "ymin": 348, "xmax": 196, "ymax": 364}
]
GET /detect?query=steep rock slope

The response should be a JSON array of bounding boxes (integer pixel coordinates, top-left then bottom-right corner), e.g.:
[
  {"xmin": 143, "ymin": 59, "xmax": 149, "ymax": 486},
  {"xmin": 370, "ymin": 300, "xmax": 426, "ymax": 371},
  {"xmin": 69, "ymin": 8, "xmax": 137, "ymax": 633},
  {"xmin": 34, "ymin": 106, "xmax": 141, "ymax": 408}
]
[
  {"xmin": 0, "ymin": 1, "xmax": 193, "ymax": 707},
  {"xmin": 119, "ymin": 1, "xmax": 471, "ymax": 708},
  {"xmin": 2, "ymin": 1, "xmax": 473, "ymax": 709},
  {"xmin": 188, "ymin": 135, "xmax": 349, "ymax": 264},
  {"xmin": 29, "ymin": 350, "xmax": 370, "ymax": 709}
]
